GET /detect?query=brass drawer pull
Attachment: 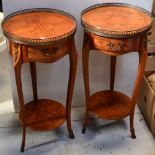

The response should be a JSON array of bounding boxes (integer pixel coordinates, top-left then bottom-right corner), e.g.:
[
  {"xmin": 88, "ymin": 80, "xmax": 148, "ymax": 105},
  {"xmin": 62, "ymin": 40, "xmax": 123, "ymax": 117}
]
[
  {"xmin": 107, "ymin": 41, "xmax": 126, "ymax": 51},
  {"xmin": 43, "ymin": 47, "xmax": 59, "ymax": 56}
]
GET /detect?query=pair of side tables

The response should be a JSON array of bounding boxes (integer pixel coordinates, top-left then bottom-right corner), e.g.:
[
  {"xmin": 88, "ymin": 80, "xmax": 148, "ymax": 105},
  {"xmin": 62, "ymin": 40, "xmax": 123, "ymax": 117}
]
[{"xmin": 2, "ymin": 3, "xmax": 152, "ymax": 152}]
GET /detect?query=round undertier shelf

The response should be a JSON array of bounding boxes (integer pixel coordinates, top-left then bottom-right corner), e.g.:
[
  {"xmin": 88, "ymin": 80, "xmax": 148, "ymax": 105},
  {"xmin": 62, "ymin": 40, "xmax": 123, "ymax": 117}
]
[
  {"xmin": 89, "ymin": 90, "xmax": 131, "ymax": 120},
  {"xmin": 19, "ymin": 99, "xmax": 66, "ymax": 131}
]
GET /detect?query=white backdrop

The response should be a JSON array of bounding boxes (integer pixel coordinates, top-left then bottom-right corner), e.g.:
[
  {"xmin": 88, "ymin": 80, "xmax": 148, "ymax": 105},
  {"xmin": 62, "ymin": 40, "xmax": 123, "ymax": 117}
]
[{"xmin": 2, "ymin": 0, "xmax": 153, "ymax": 112}]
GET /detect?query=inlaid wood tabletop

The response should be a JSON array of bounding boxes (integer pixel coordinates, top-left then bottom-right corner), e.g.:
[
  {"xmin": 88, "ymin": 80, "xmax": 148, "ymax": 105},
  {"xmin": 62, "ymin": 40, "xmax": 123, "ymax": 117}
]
[
  {"xmin": 2, "ymin": 8, "xmax": 76, "ymax": 45},
  {"xmin": 81, "ymin": 3, "xmax": 152, "ymax": 38}
]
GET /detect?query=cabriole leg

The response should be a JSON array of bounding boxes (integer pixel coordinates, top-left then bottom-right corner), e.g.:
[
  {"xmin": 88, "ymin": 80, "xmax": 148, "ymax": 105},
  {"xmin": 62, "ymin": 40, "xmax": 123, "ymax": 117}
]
[
  {"xmin": 130, "ymin": 35, "xmax": 147, "ymax": 139},
  {"xmin": 13, "ymin": 44, "xmax": 27, "ymax": 152},
  {"xmin": 82, "ymin": 32, "xmax": 90, "ymax": 134},
  {"xmin": 66, "ymin": 39, "xmax": 78, "ymax": 139}
]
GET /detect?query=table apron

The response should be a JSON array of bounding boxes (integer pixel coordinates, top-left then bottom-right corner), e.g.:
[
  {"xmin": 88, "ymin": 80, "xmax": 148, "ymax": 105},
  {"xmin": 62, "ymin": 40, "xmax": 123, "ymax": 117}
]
[
  {"xmin": 9, "ymin": 39, "xmax": 71, "ymax": 64},
  {"xmin": 90, "ymin": 34, "xmax": 141, "ymax": 56}
]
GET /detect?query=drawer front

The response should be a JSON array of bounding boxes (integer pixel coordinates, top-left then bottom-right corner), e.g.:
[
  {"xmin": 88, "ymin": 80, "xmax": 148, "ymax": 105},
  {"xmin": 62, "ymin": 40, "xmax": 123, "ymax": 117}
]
[
  {"xmin": 92, "ymin": 34, "xmax": 140, "ymax": 56},
  {"xmin": 138, "ymin": 76, "xmax": 155, "ymax": 125},
  {"xmin": 148, "ymin": 18, "xmax": 155, "ymax": 44},
  {"xmin": 145, "ymin": 56, "xmax": 155, "ymax": 71},
  {"xmin": 27, "ymin": 42, "xmax": 69, "ymax": 63}
]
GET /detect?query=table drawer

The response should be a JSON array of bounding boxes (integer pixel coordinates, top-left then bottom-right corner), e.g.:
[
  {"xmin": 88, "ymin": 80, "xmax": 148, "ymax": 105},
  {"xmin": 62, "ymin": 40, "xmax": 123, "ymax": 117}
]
[
  {"xmin": 27, "ymin": 43, "xmax": 69, "ymax": 63},
  {"xmin": 91, "ymin": 34, "xmax": 140, "ymax": 56}
]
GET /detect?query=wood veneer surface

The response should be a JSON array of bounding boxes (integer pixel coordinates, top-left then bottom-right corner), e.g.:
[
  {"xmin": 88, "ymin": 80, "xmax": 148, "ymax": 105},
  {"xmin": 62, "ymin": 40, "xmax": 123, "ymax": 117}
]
[
  {"xmin": 89, "ymin": 90, "xmax": 131, "ymax": 120},
  {"xmin": 3, "ymin": 11, "xmax": 76, "ymax": 40},
  {"xmin": 82, "ymin": 6, "xmax": 151, "ymax": 32},
  {"xmin": 19, "ymin": 99, "xmax": 66, "ymax": 131}
]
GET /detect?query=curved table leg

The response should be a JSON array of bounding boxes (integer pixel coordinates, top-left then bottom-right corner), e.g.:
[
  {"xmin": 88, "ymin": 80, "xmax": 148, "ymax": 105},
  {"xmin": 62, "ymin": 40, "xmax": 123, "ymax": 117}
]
[
  {"xmin": 66, "ymin": 39, "xmax": 78, "ymax": 139},
  {"xmin": 82, "ymin": 32, "xmax": 90, "ymax": 134},
  {"xmin": 130, "ymin": 35, "xmax": 147, "ymax": 139},
  {"xmin": 110, "ymin": 56, "xmax": 117, "ymax": 91},
  {"xmin": 20, "ymin": 127, "xmax": 26, "ymax": 152},
  {"xmin": 13, "ymin": 44, "xmax": 27, "ymax": 152},
  {"xmin": 29, "ymin": 62, "xmax": 38, "ymax": 101}
]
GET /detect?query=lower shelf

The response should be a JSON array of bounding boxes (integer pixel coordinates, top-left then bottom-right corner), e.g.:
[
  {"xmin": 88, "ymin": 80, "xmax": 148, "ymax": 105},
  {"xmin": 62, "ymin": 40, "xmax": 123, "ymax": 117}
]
[
  {"xmin": 89, "ymin": 90, "xmax": 131, "ymax": 120},
  {"xmin": 19, "ymin": 99, "xmax": 66, "ymax": 131}
]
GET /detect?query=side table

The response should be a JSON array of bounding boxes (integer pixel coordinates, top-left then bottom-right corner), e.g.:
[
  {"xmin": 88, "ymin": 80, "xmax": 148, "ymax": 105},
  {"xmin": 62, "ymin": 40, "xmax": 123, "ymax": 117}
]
[
  {"xmin": 2, "ymin": 8, "xmax": 78, "ymax": 152},
  {"xmin": 81, "ymin": 3, "xmax": 152, "ymax": 138}
]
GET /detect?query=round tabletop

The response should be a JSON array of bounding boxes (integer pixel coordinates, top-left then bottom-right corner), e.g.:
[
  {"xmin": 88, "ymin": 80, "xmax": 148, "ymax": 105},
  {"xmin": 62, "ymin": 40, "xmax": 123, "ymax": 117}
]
[
  {"xmin": 2, "ymin": 8, "xmax": 77, "ymax": 45},
  {"xmin": 81, "ymin": 3, "xmax": 152, "ymax": 38}
]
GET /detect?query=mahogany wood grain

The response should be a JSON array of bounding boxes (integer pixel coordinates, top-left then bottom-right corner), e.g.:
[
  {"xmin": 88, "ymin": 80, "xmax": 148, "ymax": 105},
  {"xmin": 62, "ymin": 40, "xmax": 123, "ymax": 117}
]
[{"xmin": 81, "ymin": 4, "xmax": 151, "ymax": 139}]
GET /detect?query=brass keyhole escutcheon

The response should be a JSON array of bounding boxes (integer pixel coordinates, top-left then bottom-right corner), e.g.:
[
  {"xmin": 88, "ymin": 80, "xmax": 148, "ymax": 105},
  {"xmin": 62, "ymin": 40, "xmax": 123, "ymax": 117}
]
[
  {"xmin": 43, "ymin": 47, "xmax": 59, "ymax": 56},
  {"xmin": 107, "ymin": 41, "xmax": 126, "ymax": 51}
]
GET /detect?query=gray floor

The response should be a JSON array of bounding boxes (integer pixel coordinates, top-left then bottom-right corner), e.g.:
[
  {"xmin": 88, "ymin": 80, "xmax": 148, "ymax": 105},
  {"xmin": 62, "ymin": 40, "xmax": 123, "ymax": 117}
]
[{"xmin": 0, "ymin": 42, "xmax": 155, "ymax": 155}]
